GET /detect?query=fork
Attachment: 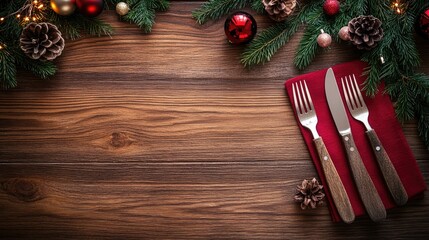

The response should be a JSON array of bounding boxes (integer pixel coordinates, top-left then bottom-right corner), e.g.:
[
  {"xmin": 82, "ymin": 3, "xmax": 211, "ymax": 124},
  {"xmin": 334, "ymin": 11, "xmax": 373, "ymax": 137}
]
[
  {"xmin": 341, "ymin": 75, "xmax": 408, "ymax": 206},
  {"xmin": 292, "ymin": 80, "xmax": 355, "ymax": 223}
]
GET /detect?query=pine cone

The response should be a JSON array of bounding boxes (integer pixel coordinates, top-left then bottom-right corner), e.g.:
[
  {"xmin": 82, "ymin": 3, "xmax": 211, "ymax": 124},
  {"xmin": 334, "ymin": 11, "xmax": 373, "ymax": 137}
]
[
  {"xmin": 348, "ymin": 15, "xmax": 384, "ymax": 50},
  {"xmin": 20, "ymin": 22, "xmax": 65, "ymax": 61},
  {"xmin": 294, "ymin": 178, "xmax": 325, "ymax": 210},
  {"xmin": 262, "ymin": 0, "xmax": 297, "ymax": 22}
]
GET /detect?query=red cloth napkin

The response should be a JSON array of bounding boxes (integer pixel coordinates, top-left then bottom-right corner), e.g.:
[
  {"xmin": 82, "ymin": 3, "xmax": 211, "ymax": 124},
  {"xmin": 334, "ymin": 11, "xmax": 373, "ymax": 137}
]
[{"xmin": 285, "ymin": 60, "xmax": 427, "ymax": 222}]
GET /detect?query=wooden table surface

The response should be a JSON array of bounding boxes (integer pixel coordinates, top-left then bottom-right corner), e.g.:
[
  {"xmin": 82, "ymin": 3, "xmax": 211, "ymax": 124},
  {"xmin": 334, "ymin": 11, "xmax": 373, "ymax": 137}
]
[{"xmin": 1, "ymin": 2, "xmax": 429, "ymax": 239}]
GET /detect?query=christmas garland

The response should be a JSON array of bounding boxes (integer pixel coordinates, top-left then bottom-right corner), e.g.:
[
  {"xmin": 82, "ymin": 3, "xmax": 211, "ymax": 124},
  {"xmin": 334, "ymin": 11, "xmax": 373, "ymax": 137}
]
[
  {"xmin": 193, "ymin": 0, "xmax": 429, "ymax": 150},
  {"xmin": 0, "ymin": 0, "xmax": 169, "ymax": 89},
  {"xmin": 1, "ymin": 1, "xmax": 429, "ymax": 150}
]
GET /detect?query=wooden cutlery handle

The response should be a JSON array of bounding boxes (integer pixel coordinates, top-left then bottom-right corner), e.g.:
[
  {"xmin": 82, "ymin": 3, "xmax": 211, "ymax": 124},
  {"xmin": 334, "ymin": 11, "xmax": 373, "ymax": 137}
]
[
  {"xmin": 341, "ymin": 133, "xmax": 386, "ymax": 222},
  {"xmin": 366, "ymin": 129, "xmax": 408, "ymax": 206},
  {"xmin": 314, "ymin": 138, "xmax": 355, "ymax": 224}
]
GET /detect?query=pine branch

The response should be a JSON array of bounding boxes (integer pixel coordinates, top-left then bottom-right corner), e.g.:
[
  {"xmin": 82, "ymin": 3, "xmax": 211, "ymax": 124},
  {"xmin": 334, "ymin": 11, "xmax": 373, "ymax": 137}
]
[
  {"xmin": 0, "ymin": 3, "xmax": 25, "ymax": 41},
  {"xmin": 241, "ymin": 20, "xmax": 297, "ymax": 67},
  {"xmin": 251, "ymin": 0, "xmax": 265, "ymax": 14},
  {"xmin": 111, "ymin": 0, "xmax": 170, "ymax": 32},
  {"xmin": 417, "ymin": 104, "xmax": 429, "ymax": 150},
  {"xmin": 294, "ymin": 25, "xmax": 321, "ymax": 70},
  {"xmin": 394, "ymin": 32, "xmax": 419, "ymax": 71},
  {"xmin": 47, "ymin": 12, "xmax": 82, "ymax": 40},
  {"xmin": 392, "ymin": 82, "xmax": 416, "ymax": 121},
  {"xmin": 151, "ymin": 0, "xmax": 170, "ymax": 11},
  {"xmin": 386, "ymin": 74, "xmax": 429, "ymax": 122},
  {"xmin": 192, "ymin": 0, "xmax": 248, "ymax": 25},
  {"xmin": 123, "ymin": 0, "xmax": 156, "ymax": 33},
  {"xmin": 13, "ymin": 49, "xmax": 56, "ymax": 79},
  {"xmin": 47, "ymin": 12, "xmax": 114, "ymax": 39},
  {"xmin": 242, "ymin": 1, "xmax": 322, "ymax": 68},
  {"xmin": 79, "ymin": 15, "xmax": 114, "ymax": 37},
  {"xmin": 0, "ymin": 50, "xmax": 17, "ymax": 89},
  {"xmin": 362, "ymin": 62, "xmax": 382, "ymax": 96}
]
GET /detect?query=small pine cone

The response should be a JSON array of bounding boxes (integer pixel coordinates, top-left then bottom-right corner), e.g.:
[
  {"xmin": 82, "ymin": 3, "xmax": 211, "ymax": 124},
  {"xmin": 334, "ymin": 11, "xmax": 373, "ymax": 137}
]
[
  {"xmin": 20, "ymin": 22, "xmax": 65, "ymax": 61},
  {"xmin": 294, "ymin": 178, "xmax": 325, "ymax": 210},
  {"xmin": 348, "ymin": 15, "xmax": 384, "ymax": 50},
  {"xmin": 262, "ymin": 0, "xmax": 297, "ymax": 22}
]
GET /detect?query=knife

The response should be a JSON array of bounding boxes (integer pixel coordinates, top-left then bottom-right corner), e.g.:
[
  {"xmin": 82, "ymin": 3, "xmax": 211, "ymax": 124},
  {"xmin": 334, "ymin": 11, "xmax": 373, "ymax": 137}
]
[{"xmin": 325, "ymin": 68, "xmax": 386, "ymax": 222}]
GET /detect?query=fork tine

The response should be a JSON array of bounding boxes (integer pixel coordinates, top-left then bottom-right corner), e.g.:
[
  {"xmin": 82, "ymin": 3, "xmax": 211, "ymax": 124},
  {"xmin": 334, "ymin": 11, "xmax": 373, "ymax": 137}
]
[
  {"xmin": 303, "ymin": 81, "xmax": 314, "ymax": 111},
  {"xmin": 352, "ymin": 74, "xmax": 367, "ymax": 108},
  {"xmin": 342, "ymin": 77, "xmax": 353, "ymax": 111},
  {"xmin": 300, "ymin": 81, "xmax": 310, "ymax": 112},
  {"xmin": 296, "ymin": 82, "xmax": 305, "ymax": 114},
  {"xmin": 349, "ymin": 75, "xmax": 362, "ymax": 108},
  {"xmin": 345, "ymin": 76, "xmax": 357, "ymax": 110},
  {"xmin": 292, "ymin": 83, "xmax": 300, "ymax": 114}
]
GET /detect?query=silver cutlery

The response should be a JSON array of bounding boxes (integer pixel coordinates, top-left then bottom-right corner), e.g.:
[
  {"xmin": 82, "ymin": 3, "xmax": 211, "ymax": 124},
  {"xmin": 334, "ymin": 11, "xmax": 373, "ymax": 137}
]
[
  {"xmin": 325, "ymin": 68, "xmax": 386, "ymax": 222},
  {"xmin": 292, "ymin": 80, "xmax": 355, "ymax": 224},
  {"xmin": 341, "ymin": 74, "xmax": 408, "ymax": 206}
]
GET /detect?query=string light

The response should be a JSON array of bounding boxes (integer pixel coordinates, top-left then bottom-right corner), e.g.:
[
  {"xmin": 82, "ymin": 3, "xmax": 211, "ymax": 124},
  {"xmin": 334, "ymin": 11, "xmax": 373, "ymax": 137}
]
[
  {"xmin": 0, "ymin": 0, "xmax": 46, "ymax": 24},
  {"xmin": 391, "ymin": 0, "xmax": 407, "ymax": 14}
]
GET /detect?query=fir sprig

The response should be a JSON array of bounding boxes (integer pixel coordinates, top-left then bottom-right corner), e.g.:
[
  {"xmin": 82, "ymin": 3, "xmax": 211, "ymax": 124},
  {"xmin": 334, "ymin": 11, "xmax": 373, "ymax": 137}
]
[
  {"xmin": 241, "ymin": 20, "xmax": 296, "ymax": 67},
  {"xmin": 113, "ymin": 0, "xmax": 170, "ymax": 33},
  {"xmin": 418, "ymin": 105, "xmax": 429, "ymax": 149},
  {"xmin": 193, "ymin": 0, "xmax": 248, "ymax": 25},
  {"xmin": 47, "ymin": 11, "xmax": 114, "ymax": 40},
  {"xmin": 123, "ymin": 0, "xmax": 156, "ymax": 33},
  {"xmin": 0, "ymin": 50, "xmax": 17, "ymax": 89},
  {"xmin": 242, "ymin": 1, "xmax": 321, "ymax": 68},
  {"xmin": 192, "ymin": 0, "xmax": 263, "ymax": 25},
  {"xmin": 13, "ymin": 47, "xmax": 57, "ymax": 79},
  {"xmin": 294, "ymin": 25, "xmax": 321, "ymax": 70}
]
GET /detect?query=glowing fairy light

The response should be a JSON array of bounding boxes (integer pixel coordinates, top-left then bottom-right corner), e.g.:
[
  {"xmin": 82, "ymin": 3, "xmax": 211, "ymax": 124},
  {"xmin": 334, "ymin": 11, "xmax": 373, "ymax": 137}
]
[
  {"xmin": 0, "ymin": 0, "xmax": 46, "ymax": 24},
  {"xmin": 391, "ymin": 0, "xmax": 407, "ymax": 14}
]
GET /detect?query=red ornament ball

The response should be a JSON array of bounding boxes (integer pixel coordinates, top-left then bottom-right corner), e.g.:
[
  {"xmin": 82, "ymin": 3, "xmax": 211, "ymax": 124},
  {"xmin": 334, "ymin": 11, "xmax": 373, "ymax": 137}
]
[
  {"xmin": 323, "ymin": 0, "xmax": 340, "ymax": 16},
  {"xmin": 224, "ymin": 11, "xmax": 257, "ymax": 45},
  {"xmin": 417, "ymin": 7, "xmax": 429, "ymax": 39},
  {"xmin": 76, "ymin": 0, "xmax": 104, "ymax": 17}
]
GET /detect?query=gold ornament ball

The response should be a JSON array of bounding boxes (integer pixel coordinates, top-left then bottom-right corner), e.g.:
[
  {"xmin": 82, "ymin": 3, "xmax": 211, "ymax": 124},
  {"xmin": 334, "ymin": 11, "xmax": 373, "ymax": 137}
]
[
  {"xmin": 338, "ymin": 26, "xmax": 350, "ymax": 41},
  {"xmin": 317, "ymin": 30, "xmax": 332, "ymax": 48},
  {"xmin": 50, "ymin": 0, "xmax": 76, "ymax": 16},
  {"xmin": 116, "ymin": 2, "xmax": 130, "ymax": 16}
]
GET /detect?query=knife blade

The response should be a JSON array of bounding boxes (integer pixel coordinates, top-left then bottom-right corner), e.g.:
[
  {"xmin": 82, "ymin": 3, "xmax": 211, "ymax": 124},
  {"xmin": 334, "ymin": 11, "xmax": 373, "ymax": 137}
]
[{"xmin": 325, "ymin": 68, "xmax": 386, "ymax": 222}]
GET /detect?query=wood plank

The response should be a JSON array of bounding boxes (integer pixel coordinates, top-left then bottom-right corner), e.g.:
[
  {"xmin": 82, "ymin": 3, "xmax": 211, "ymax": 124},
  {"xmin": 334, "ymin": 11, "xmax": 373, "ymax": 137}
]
[{"xmin": 0, "ymin": 164, "xmax": 428, "ymax": 239}]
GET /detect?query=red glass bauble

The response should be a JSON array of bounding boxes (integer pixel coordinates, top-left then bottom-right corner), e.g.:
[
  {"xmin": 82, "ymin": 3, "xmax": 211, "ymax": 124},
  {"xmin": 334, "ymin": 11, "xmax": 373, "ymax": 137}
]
[
  {"xmin": 224, "ymin": 11, "xmax": 257, "ymax": 45},
  {"xmin": 417, "ymin": 7, "xmax": 429, "ymax": 39},
  {"xmin": 323, "ymin": 0, "xmax": 340, "ymax": 16},
  {"xmin": 76, "ymin": 0, "xmax": 104, "ymax": 17}
]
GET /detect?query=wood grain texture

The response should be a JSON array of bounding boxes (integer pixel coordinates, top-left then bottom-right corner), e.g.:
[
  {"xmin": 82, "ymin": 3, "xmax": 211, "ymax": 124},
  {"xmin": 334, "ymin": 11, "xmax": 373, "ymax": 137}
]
[
  {"xmin": 0, "ymin": 1, "xmax": 429, "ymax": 239},
  {"xmin": 341, "ymin": 133, "xmax": 386, "ymax": 222},
  {"xmin": 366, "ymin": 129, "xmax": 408, "ymax": 206},
  {"xmin": 314, "ymin": 138, "xmax": 355, "ymax": 224}
]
